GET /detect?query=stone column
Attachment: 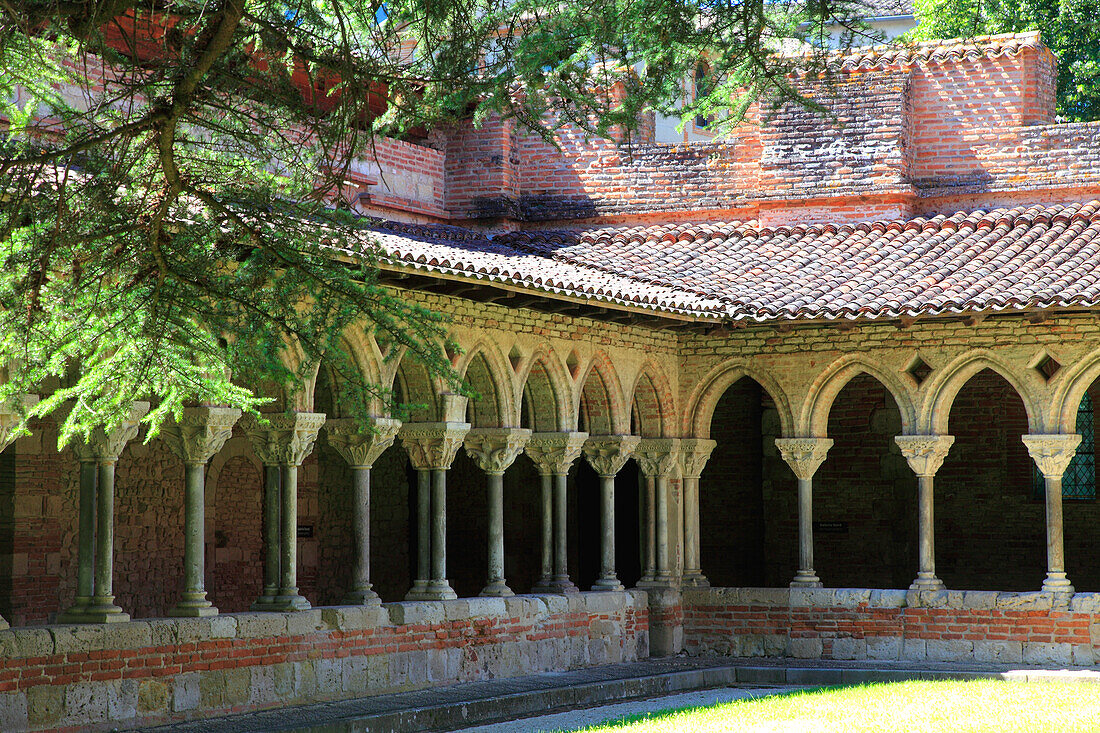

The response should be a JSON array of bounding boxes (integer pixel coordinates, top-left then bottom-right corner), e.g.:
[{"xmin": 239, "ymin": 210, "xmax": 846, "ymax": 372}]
[
  {"xmin": 326, "ymin": 417, "xmax": 401, "ymax": 605},
  {"xmin": 775, "ymin": 438, "xmax": 833, "ymax": 588},
  {"xmin": 679, "ymin": 438, "xmax": 716, "ymax": 588},
  {"xmin": 161, "ymin": 407, "xmax": 241, "ymax": 617},
  {"xmin": 60, "ymin": 402, "xmax": 150, "ymax": 623},
  {"xmin": 244, "ymin": 412, "xmax": 326, "ymax": 611},
  {"xmin": 399, "ymin": 422, "xmax": 470, "ymax": 601},
  {"xmin": 464, "ymin": 428, "xmax": 532, "ymax": 597},
  {"xmin": 1023, "ymin": 434, "xmax": 1082, "ymax": 594},
  {"xmin": 895, "ymin": 435, "xmax": 954, "ymax": 591},
  {"xmin": 634, "ymin": 439, "xmax": 681, "ymax": 587},
  {"xmin": 526, "ymin": 432, "xmax": 588, "ymax": 593},
  {"xmin": 582, "ymin": 435, "xmax": 641, "ymax": 592}
]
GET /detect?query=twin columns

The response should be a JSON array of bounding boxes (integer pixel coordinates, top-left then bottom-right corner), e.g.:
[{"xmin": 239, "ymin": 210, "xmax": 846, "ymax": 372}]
[{"xmin": 777, "ymin": 433, "xmax": 1083, "ymax": 594}]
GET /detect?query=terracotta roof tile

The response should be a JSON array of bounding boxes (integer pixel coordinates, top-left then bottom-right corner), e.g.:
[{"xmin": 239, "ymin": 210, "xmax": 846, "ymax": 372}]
[{"xmin": 333, "ymin": 200, "xmax": 1100, "ymax": 323}]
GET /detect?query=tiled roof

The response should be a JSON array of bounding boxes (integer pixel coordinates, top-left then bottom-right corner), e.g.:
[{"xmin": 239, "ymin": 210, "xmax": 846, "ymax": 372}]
[
  {"xmin": 799, "ymin": 31, "xmax": 1045, "ymax": 74},
  {"xmin": 345, "ymin": 201, "xmax": 1100, "ymax": 323}
]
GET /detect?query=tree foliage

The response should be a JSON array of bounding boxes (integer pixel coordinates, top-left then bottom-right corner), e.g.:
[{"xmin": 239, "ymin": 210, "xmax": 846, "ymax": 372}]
[
  {"xmin": 0, "ymin": 0, "xmax": 883, "ymax": 444},
  {"xmin": 910, "ymin": 0, "xmax": 1100, "ymax": 122}
]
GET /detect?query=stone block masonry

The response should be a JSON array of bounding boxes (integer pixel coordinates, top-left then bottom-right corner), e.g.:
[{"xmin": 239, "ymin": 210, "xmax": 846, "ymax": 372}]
[{"xmin": 0, "ymin": 592, "xmax": 647, "ymax": 731}]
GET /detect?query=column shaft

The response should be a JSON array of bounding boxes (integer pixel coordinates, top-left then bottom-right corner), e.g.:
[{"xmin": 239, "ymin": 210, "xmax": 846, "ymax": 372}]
[
  {"xmin": 252, "ymin": 465, "xmax": 281, "ymax": 610},
  {"xmin": 60, "ymin": 461, "xmax": 98, "ymax": 622},
  {"xmin": 88, "ymin": 460, "xmax": 128, "ymax": 620},
  {"xmin": 407, "ymin": 469, "xmax": 431, "ymax": 599},
  {"xmin": 275, "ymin": 464, "xmax": 310, "ymax": 610},
  {"xmin": 791, "ymin": 476, "xmax": 821, "ymax": 587},
  {"xmin": 682, "ymin": 476, "xmax": 704, "ymax": 584},
  {"xmin": 655, "ymin": 476, "xmax": 670, "ymax": 579},
  {"xmin": 535, "ymin": 474, "xmax": 553, "ymax": 588},
  {"xmin": 592, "ymin": 475, "xmax": 623, "ymax": 591},
  {"xmin": 345, "ymin": 466, "xmax": 380, "ymax": 604},
  {"xmin": 911, "ymin": 475, "xmax": 944, "ymax": 590},
  {"xmin": 642, "ymin": 476, "xmax": 657, "ymax": 582},
  {"xmin": 171, "ymin": 463, "xmax": 216, "ymax": 616},
  {"xmin": 426, "ymin": 468, "xmax": 457, "ymax": 599},
  {"xmin": 1044, "ymin": 475, "xmax": 1072, "ymax": 591},
  {"xmin": 480, "ymin": 473, "xmax": 511, "ymax": 596}
]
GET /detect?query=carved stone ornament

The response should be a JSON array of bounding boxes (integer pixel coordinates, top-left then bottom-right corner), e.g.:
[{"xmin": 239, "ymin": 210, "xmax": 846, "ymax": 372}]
[
  {"xmin": 895, "ymin": 435, "xmax": 955, "ymax": 478},
  {"xmin": 633, "ymin": 438, "xmax": 681, "ymax": 479},
  {"xmin": 161, "ymin": 406, "xmax": 242, "ymax": 465},
  {"xmin": 325, "ymin": 417, "xmax": 401, "ymax": 469},
  {"xmin": 0, "ymin": 394, "xmax": 39, "ymax": 453},
  {"xmin": 241, "ymin": 411, "xmax": 326, "ymax": 467},
  {"xmin": 464, "ymin": 428, "xmax": 532, "ymax": 475},
  {"xmin": 1022, "ymin": 434, "xmax": 1083, "ymax": 479},
  {"xmin": 582, "ymin": 435, "xmax": 642, "ymax": 478},
  {"xmin": 72, "ymin": 401, "xmax": 151, "ymax": 463},
  {"xmin": 398, "ymin": 422, "xmax": 471, "ymax": 470},
  {"xmin": 678, "ymin": 438, "xmax": 717, "ymax": 479},
  {"xmin": 524, "ymin": 432, "xmax": 589, "ymax": 476},
  {"xmin": 775, "ymin": 438, "xmax": 834, "ymax": 481}
]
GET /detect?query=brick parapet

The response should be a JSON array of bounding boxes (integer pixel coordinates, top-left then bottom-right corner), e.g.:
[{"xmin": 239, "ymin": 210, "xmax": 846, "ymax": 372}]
[{"xmin": 0, "ymin": 592, "xmax": 648, "ymax": 730}]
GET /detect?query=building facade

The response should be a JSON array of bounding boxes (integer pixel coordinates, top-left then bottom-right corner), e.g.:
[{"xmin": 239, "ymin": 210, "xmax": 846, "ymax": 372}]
[{"xmin": 4, "ymin": 31, "xmax": 1100, "ymax": 731}]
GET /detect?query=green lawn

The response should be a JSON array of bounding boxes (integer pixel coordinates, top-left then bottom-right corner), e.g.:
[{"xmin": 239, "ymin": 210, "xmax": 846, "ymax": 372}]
[{"xmin": 571, "ymin": 680, "xmax": 1100, "ymax": 732}]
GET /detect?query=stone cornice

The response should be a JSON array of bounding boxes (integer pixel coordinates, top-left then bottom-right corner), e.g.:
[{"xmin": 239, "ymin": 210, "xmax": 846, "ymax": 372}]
[
  {"xmin": 678, "ymin": 438, "xmax": 717, "ymax": 479},
  {"xmin": 895, "ymin": 435, "xmax": 955, "ymax": 478},
  {"xmin": 582, "ymin": 435, "xmax": 642, "ymax": 478},
  {"xmin": 634, "ymin": 438, "xmax": 681, "ymax": 479},
  {"xmin": 775, "ymin": 438, "xmax": 834, "ymax": 481},
  {"xmin": 325, "ymin": 417, "xmax": 401, "ymax": 469},
  {"xmin": 73, "ymin": 401, "xmax": 151, "ymax": 463},
  {"xmin": 161, "ymin": 406, "xmax": 242, "ymax": 466},
  {"xmin": 242, "ymin": 412, "xmax": 327, "ymax": 467},
  {"xmin": 1022, "ymin": 434, "xmax": 1083, "ymax": 479},
  {"xmin": 0, "ymin": 394, "xmax": 39, "ymax": 453},
  {"xmin": 463, "ymin": 427, "xmax": 532, "ymax": 475},
  {"xmin": 398, "ymin": 421, "xmax": 471, "ymax": 470},
  {"xmin": 524, "ymin": 431, "xmax": 589, "ymax": 476}
]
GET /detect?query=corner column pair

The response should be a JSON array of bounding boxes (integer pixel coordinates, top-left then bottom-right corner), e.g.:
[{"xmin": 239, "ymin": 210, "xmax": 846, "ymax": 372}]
[
  {"xmin": 526, "ymin": 432, "xmax": 588, "ymax": 593},
  {"xmin": 399, "ymin": 421, "xmax": 470, "ymax": 601},
  {"xmin": 244, "ymin": 412, "xmax": 326, "ymax": 611},
  {"xmin": 634, "ymin": 439, "xmax": 681, "ymax": 587}
]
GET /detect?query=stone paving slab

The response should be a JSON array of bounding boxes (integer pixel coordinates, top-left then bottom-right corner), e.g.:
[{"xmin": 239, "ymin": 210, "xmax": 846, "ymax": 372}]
[{"xmin": 147, "ymin": 656, "xmax": 1100, "ymax": 733}]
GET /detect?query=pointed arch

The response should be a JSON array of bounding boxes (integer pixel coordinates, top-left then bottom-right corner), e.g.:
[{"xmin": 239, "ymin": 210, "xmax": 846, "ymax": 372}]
[
  {"xmin": 802, "ymin": 355, "xmax": 916, "ymax": 438},
  {"xmin": 629, "ymin": 360, "xmax": 677, "ymax": 438},
  {"xmin": 517, "ymin": 346, "xmax": 572, "ymax": 432},
  {"xmin": 685, "ymin": 361, "xmax": 794, "ymax": 439},
  {"xmin": 1052, "ymin": 347, "xmax": 1100, "ymax": 434},
  {"xmin": 454, "ymin": 340, "xmax": 516, "ymax": 428},
  {"xmin": 309, "ymin": 329, "xmax": 387, "ymax": 418},
  {"xmin": 921, "ymin": 350, "xmax": 1042, "ymax": 434},
  {"xmin": 575, "ymin": 351, "xmax": 628, "ymax": 435},
  {"xmin": 386, "ymin": 346, "xmax": 446, "ymax": 423}
]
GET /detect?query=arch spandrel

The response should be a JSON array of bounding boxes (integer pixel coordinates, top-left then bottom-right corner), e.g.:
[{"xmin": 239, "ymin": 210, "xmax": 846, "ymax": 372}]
[
  {"xmin": 801, "ymin": 355, "xmax": 917, "ymax": 438},
  {"xmin": 684, "ymin": 361, "xmax": 795, "ymax": 439},
  {"xmin": 1044, "ymin": 345, "xmax": 1100, "ymax": 434},
  {"xmin": 308, "ymin": 330, "xmax": 388, "ymax": 418},
  {"xmin": 454, "ymin": 340, "xmax": 516, "ymax": 428},
  {"xmin": 574, "ymin": 351, "xmax": 629, "ymax": 435},
  {"xmin": 386, "ymin": 345, "xmax": 447, "ymax": 423},
  {"xmin": 516, "ymin": 346, "xmax": 573, "ymax": 432},
  {"xmin": 920, "ymin": 350, "xmax": 1045, "ymax": 434}
]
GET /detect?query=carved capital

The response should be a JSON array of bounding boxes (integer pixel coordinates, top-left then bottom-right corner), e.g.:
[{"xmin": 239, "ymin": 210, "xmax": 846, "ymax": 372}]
[
  {"xmin": 242, "ymin": 412, "xmax": 326, "ymax": 467},
  {"xmin": 161, "ymin": 406, "xmax": 241, "ymax": 465},
  {"xmin": 0, "ymin": 394, "xmax": 38, "ymax": 453},
  {"xmin": 74, "ymin": 401, "xmax": 151, "ymax": 463},
  {"xmin": 582, "ymin": 435, "xmax": 641, "ymax": 478},
  {"xmin": 775, "ymin": 438, "xmax": 833, "ymax": 481},
  {"xmin": 464, "ymin": 428, "xmax": 532, "ymax": 475},
  {"xmin": 525, "ymin": 431, "xmax": 589, "ymax": 476},
  {"xmin": 1022, "ymin": 434, "xmax": 1083, "ymax": 479},
  {"xmin": 325, "ymin": 417, "xmax": 401, "ymax": 469},
  {"xmin": 633, "ymin": 438, "xmax": 681, "ymax": 479},
  {"xmin": 398, "ymin": 422, "xmax": 470, "ymax": 470},
  {"xmin": 678, "ymin": 438, "xmax": 717, "ymax": 479},
  {"xmin": 895, "ymin": 435, "xmax": 955, "ymax": 478}
]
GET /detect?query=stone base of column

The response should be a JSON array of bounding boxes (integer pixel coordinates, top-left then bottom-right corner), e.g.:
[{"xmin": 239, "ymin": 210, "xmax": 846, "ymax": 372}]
[
  {"xmin": 58, "ymin": 599, "xmax": 94, "ymax": 624},
  {"xmin": 168, "ymin": 603, "xmax": 219, "ymax": 618},
  {"xmin": 681, "ymin": 572, "xmax": 710, "ymax": 589},
  {"xmin": 270, "ymin": 593, "xmax": 312, "ymax": 612},
  {"xmin": 909, "ymin": 573, "xmax": 945, "ymax": 591},
  {"xmin": 342, "ymin": 588, "xmax": 383, "ymax": 607},
  {"xmin": 81, "ymin": 599, "xmax": 130, "ymax": 623},
  {"xmin": 250, "ymin": 594, "xmax": 281, "ymax": 612},
  {"xmin": 1042, "ymin": 572, "xmax": 1075, "ymax": 594},
  {"xmin": 479, "ymin": 582, "xmax": 514, "ymax": 598},
  {"xmin": 405, "ymin": 580, "xmax": 432, "ymax": 601},
  {"xmin": 420, "ymin": 580, "xmax": 458, "ymax": 601},
  {"xmin": 790, "ymin": 571, "xmax": 822, "ymax": 588},
  {"xmin": 591, "ymin": 576, "xmax": 625, "ymax": 592}
]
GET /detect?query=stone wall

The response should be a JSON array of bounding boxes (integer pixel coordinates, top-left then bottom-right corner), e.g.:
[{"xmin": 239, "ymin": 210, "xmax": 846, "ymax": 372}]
[
  {"xmin": 0, "ymin": 592, "xmax": 648, "ymax": 732},
  {"xmin": 683, "ymin": 587, "xmax": 1097, "ymax": 666}
]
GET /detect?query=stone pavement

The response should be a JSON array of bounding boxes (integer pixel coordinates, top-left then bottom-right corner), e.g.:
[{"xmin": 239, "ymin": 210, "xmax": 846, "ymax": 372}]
[{"xmin": 147, "ymin": 656, "xmax": 1100, "ymax": 733}]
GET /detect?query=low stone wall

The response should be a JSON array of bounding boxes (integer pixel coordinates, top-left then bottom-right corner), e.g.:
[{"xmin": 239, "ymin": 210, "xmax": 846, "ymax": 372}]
[
  {"xmin": 0, "ymin": 592, "xmax": 648, "ymax": 732},
  {"xmin": 684, "ymin": 587, "xmax": 1098, "ymax": 666}
]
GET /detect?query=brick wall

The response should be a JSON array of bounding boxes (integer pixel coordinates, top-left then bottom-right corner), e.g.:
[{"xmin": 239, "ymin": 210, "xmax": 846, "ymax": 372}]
[
  {"xmin": 209, "ymin": 455, "xmax": 263, "ymax": 613},
  {"xmin": 0, "ymin": 593, "xmax": 648, "ymax": 731}
]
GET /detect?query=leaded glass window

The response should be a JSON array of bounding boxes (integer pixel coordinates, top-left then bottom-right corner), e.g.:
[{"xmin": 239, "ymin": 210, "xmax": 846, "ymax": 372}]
[{"xmin": 1033, "ymin": 392, "xmax": 1096, "ymax": 500}]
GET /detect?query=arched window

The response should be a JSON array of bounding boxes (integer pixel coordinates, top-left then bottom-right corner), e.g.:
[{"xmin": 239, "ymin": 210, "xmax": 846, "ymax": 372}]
[{"xmin": 1034, "ymin": 392, "xmax": 1096, "ymax": 499}]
